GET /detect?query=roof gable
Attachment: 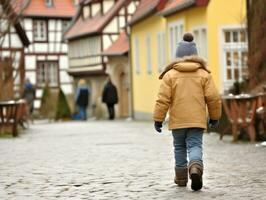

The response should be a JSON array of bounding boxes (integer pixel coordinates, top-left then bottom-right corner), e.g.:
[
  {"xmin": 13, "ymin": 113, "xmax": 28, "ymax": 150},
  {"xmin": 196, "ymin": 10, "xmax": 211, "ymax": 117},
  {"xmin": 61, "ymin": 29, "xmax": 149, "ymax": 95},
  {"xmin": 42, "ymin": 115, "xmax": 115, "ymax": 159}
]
[
  {"xmin": 159, "ymin": 0, "xmax": 209, "ymax": 16},
  {"xmin": 128, "ymin": 0, "xmax": 168, "ymax": 26},
  {"xmin": 102, "ymin": 32, "xmax": 129, "ymax": 56},
  {"xmin": 23, "ymin": 0, "xmax": 77, "ymax": 18},
  {"xmin": 65, "ymin": 0, "xmax": 130, "ymax": 40}
]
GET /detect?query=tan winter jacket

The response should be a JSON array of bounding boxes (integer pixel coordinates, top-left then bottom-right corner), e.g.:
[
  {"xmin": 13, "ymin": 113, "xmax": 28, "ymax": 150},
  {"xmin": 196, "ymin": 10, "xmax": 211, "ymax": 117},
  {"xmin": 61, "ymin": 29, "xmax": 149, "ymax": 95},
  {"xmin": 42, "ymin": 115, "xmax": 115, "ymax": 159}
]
[{"xmin": 153, "ymin": 56, "xmax": 222, "ymax": 130}]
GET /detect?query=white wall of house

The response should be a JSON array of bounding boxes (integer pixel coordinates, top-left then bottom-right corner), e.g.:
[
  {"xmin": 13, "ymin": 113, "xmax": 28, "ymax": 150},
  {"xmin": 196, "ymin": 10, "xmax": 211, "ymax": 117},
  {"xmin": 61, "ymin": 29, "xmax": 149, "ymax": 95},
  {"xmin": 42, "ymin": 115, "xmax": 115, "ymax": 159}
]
[{"xmin": 23, "ymin": 17, "xmax": 73, "ymax": 102}]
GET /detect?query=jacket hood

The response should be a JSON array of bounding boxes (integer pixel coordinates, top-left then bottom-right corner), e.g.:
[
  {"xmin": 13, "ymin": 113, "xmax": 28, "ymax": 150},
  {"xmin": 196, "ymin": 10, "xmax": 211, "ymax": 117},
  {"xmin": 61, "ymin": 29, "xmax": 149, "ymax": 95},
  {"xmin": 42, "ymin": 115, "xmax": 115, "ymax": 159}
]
[{"xmin": 159, "ymin": 55, "xmax": 210, "ymax": 79}]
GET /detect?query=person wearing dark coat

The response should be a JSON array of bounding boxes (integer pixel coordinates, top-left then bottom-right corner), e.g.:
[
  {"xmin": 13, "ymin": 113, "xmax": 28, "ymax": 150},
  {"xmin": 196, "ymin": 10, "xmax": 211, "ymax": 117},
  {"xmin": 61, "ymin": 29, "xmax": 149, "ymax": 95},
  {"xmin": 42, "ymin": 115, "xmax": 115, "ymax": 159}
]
[
  {"xmin": 22, "ymin": 78, "xmax": 36, "ymax": 116},
  {"xmin": 102, "ymin": 78, "xmax": 118, "ymax": 120},
  {"xmin": 74, "ymin": 79, "xmax": 90, "ymax": 120}
]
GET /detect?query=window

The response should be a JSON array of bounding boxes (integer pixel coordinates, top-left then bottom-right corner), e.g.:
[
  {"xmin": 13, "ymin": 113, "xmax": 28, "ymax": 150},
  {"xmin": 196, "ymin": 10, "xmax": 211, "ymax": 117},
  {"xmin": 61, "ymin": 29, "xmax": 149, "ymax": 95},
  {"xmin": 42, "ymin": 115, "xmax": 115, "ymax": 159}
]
[
  {"xmin": 33, "ymin": 20, "xmax": 48, "ymax": 42},
  {"xmin": 193, "ymin": 28, "xmax": 207, "ymax": 59},
  {"xmin": 134, "ymin": 37, "xmax": 140, "ymax": 74},
  {"xmin": 146, "ymin": 35, "xmax": 152, "ymax": 74},
  {"xmin": 157, "ymin": 32, "xmax": 166, "ymax": 72},
  {"xmin": 37, "ymin": 61, "xmax": 59, "ymax": 87},
  {"xmin": 222, "ymin": 29, "xmax": 248, "ymax": 88},
  {"xmin": 45, "ymin": 0, "xmax": 53, "ymax": 7},
  {"xmin": 169, "ymin": 21, "xmax": 184, "ymax": 59}
]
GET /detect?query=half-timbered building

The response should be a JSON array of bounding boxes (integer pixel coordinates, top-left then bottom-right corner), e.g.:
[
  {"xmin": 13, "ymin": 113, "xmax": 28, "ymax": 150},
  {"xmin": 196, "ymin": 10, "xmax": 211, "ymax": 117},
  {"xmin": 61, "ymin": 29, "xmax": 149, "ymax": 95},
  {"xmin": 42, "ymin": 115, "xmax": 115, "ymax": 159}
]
[
  {"xmin": 65, "ymin": 0, "xmax": 139, "ymax": 118},
  {"xmin": 0, "ymin": 0, "xmax": 30, "ymax": 101},
  {"xmin": 21, "ymin": 0, "xmax": 77, "ymax": 108}
]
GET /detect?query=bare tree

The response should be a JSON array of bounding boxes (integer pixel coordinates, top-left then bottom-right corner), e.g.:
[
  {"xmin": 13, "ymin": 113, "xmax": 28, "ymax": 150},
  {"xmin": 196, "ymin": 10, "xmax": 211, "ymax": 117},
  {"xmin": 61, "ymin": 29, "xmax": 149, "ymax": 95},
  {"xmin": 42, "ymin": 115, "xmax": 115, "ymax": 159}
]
[
  {"xmin": 0, "ymin": 0, "xmax": 29, "ymax": 100},
  {"xmin": 246, "ymin": 0, "xmax": 266, "ymax": 89}
]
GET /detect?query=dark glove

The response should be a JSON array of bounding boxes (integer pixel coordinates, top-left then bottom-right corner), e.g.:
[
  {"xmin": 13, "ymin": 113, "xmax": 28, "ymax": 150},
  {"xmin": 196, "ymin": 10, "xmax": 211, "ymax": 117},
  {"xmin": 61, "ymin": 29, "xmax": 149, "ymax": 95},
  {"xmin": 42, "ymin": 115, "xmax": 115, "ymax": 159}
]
[
  {"xmin": 154, "ymin": 121, "xmax": 163, "ymax": 133},
  {"xmin": 208, "ymin": 119, "xmax": 219, "ymax": 129}
]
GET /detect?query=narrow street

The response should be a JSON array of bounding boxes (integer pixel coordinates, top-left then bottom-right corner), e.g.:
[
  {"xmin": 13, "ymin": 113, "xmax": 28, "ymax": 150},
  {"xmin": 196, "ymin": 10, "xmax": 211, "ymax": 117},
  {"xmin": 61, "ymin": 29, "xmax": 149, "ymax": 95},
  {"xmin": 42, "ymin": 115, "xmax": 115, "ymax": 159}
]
[{"xmin": 0, "ymin": 120, "xmax": 266, "ymax": 199}]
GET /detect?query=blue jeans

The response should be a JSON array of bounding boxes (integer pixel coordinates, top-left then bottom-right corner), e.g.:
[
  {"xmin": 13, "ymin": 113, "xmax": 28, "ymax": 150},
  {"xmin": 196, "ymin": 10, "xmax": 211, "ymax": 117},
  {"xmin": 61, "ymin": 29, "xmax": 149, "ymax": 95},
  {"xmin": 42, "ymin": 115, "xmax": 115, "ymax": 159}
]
[
  {"xmin": 73, "ymin": 106, "xmax": 87, "ymax": 120},
  {"xmin": 172, "ymin": 128, "xmax": 203, "ymax": 168}
]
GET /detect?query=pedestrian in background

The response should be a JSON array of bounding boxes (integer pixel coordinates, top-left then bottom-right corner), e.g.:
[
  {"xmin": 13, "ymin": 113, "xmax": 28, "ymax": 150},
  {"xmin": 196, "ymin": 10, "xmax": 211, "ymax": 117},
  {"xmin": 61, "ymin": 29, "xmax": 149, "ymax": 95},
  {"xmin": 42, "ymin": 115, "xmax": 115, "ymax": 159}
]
[
  {"xmin": 22, "ymin": 78, "xmax": 36, "ymax": 120},
  {"xmin": 102, "ymin": 77, "xmax": 118, "ymax": 120},
  {"xmin": 74, "ymin": 79, "xmax": 90, "ymax": 120},
  {"xmin": 153, "ymin": 33, "xmax": 221, "ymax": 191}
]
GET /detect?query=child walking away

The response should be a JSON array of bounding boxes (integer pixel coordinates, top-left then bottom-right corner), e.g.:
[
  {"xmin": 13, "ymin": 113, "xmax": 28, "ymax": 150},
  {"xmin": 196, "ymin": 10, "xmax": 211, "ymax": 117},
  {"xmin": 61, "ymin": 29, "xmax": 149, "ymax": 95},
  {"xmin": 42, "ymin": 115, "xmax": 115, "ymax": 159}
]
[{"xmin": 153, "ymin": 33, "xmax": 221, "ymax": 191}]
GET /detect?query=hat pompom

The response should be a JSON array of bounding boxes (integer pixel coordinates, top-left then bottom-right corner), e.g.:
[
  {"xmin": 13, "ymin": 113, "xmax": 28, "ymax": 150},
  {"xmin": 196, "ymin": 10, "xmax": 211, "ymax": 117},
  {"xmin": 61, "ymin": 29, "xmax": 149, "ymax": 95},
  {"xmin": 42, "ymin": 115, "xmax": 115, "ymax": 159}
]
[{"xmin": 183, "ymin": 33, "xmax": 194, "ymax": 42}]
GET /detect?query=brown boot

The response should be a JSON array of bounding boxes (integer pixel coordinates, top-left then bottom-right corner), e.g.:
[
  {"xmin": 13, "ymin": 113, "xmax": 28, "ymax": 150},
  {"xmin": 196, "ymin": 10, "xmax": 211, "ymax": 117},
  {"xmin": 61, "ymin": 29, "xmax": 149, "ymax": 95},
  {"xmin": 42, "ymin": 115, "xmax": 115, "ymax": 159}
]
[
  {"xmin": 174, "ymin": 167, "xmax": 188, "ymax": 187},
  {"xmin": 188, "ymin": 160, "xmax": 203, "ymax": 191}
]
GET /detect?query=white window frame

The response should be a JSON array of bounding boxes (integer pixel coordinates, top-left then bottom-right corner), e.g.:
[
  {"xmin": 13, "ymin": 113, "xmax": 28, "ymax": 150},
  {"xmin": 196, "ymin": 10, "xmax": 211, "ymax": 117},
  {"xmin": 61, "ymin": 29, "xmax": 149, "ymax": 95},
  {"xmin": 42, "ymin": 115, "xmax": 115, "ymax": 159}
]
[
  {"xmin": 37, "ymin": 61, "xmax": 59, "ymax": 87},
  {"xmin": 157, "ymin": 32, "xmax": 166, "ymax": 73},
  {"xmin": 192, "ymin": 25, "xmax": 208, "ymax": 59},
  {"xmin": 33, "ymin": 20, "xmax": 48, "ymax": 42},
  {"xmin": 146, "ymin": 35, "xmax": 152, "ymax": 75},
  {"xmin": 134, "ymin": 37, "xmax": 140, "ymax": 74},
  {"xmin": 168, "ymin": 20, "xmax": 184, "ymax": 60},
  {"xmin": 219, "ymin": 25, "xmax": 248, "ymax": 91}
]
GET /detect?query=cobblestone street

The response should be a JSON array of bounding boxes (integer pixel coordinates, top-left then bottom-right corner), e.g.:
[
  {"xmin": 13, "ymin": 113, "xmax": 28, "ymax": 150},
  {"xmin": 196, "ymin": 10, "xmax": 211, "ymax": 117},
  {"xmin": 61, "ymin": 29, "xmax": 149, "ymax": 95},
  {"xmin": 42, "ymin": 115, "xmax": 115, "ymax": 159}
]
[{"xmin": 1, "ymin": 120, "xmax": 266, "ymax": 200}]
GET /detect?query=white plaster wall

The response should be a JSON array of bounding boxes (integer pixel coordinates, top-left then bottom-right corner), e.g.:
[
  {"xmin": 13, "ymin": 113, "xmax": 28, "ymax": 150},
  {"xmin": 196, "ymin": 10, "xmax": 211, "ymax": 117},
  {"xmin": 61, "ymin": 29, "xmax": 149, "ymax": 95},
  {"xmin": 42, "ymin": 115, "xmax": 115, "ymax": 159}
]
[
  {"xmin": 111, "ymin": 35, "xmax": 118, "ymax": 42},
  {"xmin": 83, "ymin": 6, "xmax": 90, "ymax": 18},
  {"xmin": 59, "ymin": 56, "xmax": 69, "ymax": 70},
  {"xmin": 60, "ymin": 71, "xmax": 72, "ymax": 83},
  {"xmin": 49, "ymin": 20, "xmax": 56, "ymax": 31},
  {"xmin": 11, "ymin": 34, "xmax": 23, "ymax": 48},
  {"xmin": 119, "ymin": 16, "xmax": 125, "ymax": 28},
  {"xmin": 2, "ymin": 36, "xmax": 9, "ymax": 48},
  {"xmin": 37, "ymin": 56, "xmax": 46, "ymax": 61},
  {"xmin": 47, "ymin": 55, "xmax": 58, "ymax": 60},
  {"xmin": 103, "ymin": 35, "xmax": 112, "ymax": 50},
  {"xmin": 26, "ymin": 31, "xmax": 33, "ymax": 42},
  {"xmin": 92, "ymin": 3, "xmax": 100, "ymax": 16},
  {"xmin": 61, "ymin": 84, "xmax": 73, "ymax": 94},
  {"xmin": 49, "ymin": 32, "xmax": 55, "ymax": 42},
  {"xmin": 25, "ymin": 71, "xmax": 36, "ymax": 84},
  {"xmin": 104, "ymin": 17, "xmax": 118, "ymax": 33},
  {"xmin": 128, "ymin": 2, "xmax": 137, "ymax": 14},
  {"xmin": 62, "ymin": 44, "xmax": 68, "ymax": 52},
  {"xmin": 24, "ymin": 18, "xmax": 32, "ymax": 31},
  {"xmin": 25, "ymin": 56, "xmax": 36, "ymax": 70},
  {"xmin": 103, "ymin": 1, "xmax": 114, "ymax": 13},
  {"xmin": 35, "ymin": 44, "xmax": 48, "ymax": 53},
  {"xmin": 56, "ymin": 32, "xmax": 62, "ymax": 42}
]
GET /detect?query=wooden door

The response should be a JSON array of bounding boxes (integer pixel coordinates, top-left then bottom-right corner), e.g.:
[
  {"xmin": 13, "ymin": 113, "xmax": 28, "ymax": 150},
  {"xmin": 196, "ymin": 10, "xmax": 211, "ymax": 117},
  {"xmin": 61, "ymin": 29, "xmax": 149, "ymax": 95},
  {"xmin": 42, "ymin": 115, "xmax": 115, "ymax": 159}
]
[{"xmin": 119, "ymin": 72, "xmax": 129, "ymax": 117}]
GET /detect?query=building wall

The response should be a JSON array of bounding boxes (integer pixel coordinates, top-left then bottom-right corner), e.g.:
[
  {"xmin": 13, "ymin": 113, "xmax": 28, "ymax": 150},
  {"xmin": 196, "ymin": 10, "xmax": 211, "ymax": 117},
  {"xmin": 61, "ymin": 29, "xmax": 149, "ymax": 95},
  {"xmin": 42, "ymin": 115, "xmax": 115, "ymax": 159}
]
[
  {"xmin": 23, "ymin": 17, "xmax": 73, "ymax": 108},
  {"xmin": 130, "ymin": 0, "xmax": 247, "ymax": 120},
  {"xmin": 130, "ymin": 16, "xmax": 166, "ymax": 119},
  {"xmin": 207, "ymin": 0, "xmax": 247, "ymax": 92},
  {"xmin": 106, "ymin": 56, "xmax": 130, "ymax": 118},
  {"xmin": 0, "ymin": 21, "xmax": 25, "ymax": 99}
]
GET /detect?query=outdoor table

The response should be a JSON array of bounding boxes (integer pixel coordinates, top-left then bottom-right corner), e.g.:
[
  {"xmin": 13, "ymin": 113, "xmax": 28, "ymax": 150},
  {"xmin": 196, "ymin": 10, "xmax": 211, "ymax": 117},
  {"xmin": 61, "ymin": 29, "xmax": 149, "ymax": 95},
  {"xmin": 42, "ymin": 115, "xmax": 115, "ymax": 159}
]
[
  {"xmin": 222, "ymin": 94, "xmax": 258, "ymax": 142},
  {"xmin": 0, "ymin": 101, "xmax": 20, "ymax": 137}
]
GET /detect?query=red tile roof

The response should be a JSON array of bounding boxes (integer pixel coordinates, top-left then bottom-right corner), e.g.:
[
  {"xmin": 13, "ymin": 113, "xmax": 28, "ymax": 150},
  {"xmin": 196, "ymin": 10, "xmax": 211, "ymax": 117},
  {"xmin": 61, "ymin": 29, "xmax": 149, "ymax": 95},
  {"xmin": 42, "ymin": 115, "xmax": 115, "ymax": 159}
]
[
  {"xmin": 159, "ymin": 0, "xmax": 209, "ymax": 16},
  {"xmin": 65, "ymin": 0, "xmax": 130, "ymax": 40},
  {"xmin": 102, "ymin": 32, "xmax": 129, "ymax": 56},
  {"xmin": 129, "ymin": 0, "xmax": 167, "ymax": 26},
  {"xmin": 23, "ymin": 0, "xmax": 77, "ymax": 18}
]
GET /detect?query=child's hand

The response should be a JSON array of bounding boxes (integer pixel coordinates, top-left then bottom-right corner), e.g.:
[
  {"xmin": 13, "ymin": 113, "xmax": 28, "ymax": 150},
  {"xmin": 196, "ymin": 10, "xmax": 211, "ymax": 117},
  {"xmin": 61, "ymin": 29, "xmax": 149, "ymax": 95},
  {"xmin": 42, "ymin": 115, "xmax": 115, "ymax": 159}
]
[
  {"xmin": 208, "ymin": 119, "xmax": 219, "ymax": 129},
  {"xmin": 154, "ymin": 121, "xmax": 163, "ymax": 133}
]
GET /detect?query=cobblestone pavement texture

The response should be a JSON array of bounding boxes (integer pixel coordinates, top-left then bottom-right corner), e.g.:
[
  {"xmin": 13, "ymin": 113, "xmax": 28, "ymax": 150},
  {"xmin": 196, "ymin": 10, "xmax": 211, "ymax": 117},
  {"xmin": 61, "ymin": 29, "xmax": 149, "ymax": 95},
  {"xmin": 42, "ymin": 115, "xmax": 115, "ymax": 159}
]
[{"xmin": 1, "ymin": 120, "xmax": 266, "ymax": 200}]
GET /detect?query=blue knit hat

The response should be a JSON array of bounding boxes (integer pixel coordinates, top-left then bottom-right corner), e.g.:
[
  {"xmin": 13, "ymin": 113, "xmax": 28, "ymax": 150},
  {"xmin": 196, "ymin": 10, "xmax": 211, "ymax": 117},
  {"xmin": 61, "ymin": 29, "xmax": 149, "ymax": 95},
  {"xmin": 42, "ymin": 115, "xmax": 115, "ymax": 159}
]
[{"xmin": 176, "ymin": 33, "xmax": 198, "ymax": 58}]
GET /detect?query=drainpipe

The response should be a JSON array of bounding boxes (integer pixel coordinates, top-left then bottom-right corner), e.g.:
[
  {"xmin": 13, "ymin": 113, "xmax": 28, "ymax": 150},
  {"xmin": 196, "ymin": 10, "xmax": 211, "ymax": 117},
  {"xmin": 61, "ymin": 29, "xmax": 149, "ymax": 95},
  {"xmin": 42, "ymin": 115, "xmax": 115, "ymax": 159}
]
[{"xmin": 127, "ymin": 31, "xmax": 134, "ymax": 120}]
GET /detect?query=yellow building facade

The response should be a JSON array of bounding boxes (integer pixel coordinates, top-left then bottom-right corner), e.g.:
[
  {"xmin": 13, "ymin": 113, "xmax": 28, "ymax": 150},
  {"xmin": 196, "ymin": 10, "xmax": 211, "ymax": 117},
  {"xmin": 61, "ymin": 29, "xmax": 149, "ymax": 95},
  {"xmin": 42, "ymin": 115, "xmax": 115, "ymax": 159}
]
[{"xmin": 130, "ymin": 0, "xmax": 247, "ymax": 120}]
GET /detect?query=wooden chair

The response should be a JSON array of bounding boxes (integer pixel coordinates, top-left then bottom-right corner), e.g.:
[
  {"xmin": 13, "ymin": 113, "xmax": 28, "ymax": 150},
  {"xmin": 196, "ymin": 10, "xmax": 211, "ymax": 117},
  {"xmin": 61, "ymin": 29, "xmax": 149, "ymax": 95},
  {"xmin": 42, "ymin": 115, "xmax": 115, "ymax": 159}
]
[
  {"xmin": 0, "ymin": 101, "xmax": 20, "ymax": 137},
  {"xmin": 222, "ymin": 94, "xmax": 258, "ymax": 143}
]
